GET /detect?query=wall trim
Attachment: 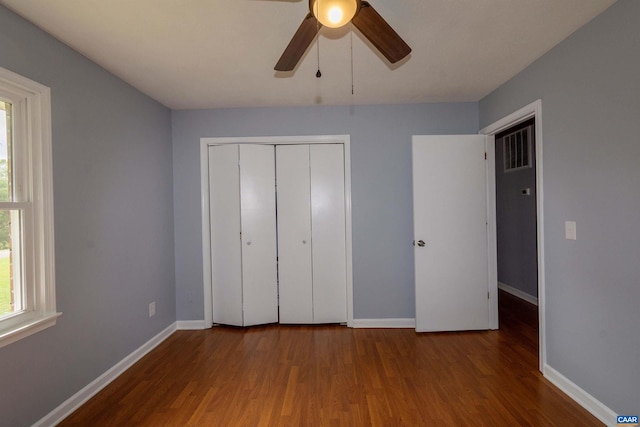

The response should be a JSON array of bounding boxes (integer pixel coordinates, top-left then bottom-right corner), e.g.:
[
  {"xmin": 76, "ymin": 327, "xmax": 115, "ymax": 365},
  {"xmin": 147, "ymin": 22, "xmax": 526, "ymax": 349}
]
[
  {"xmin": 544, "ymin": 364, "xmax": 617, "ymax": 426},
  {"xmin": 33, "ymin": 323, "xmax": 177, "ymax": 427},
  {"xmin": 498, "ymin": 281, "xmax": 538, "ymax": 306},
  {"xmin": 351, "ymin": 318, "xmax": 416, "ymax": 329},
  {"xmin": 176, "ymin": 320, "xmax": 207, "ymax": 330}
]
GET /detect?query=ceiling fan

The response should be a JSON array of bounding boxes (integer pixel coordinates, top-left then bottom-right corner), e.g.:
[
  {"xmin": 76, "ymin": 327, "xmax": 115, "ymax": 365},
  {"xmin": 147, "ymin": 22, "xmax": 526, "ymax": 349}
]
[{"xmin": 275, "ymin": 0, "xmax": 411, "ymax": 72}]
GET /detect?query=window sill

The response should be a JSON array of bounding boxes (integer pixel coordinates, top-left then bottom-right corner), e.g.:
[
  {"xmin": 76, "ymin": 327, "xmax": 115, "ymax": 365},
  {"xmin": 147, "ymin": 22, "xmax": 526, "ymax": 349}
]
[{"xmin": 0, "ymin": 312, "xmax": 62, "ymax": 349}]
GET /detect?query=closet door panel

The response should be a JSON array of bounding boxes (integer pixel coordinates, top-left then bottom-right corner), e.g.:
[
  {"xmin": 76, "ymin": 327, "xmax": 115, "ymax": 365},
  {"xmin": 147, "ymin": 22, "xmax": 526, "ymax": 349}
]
[
  {"xmin": 276, "ymin": 145, "xmax": 313, "ymax": 324},
  {"xmin": 310, "ymin": 144, "xmax": 347, "ymax": 323},
  {"xmin": 209, "ymin": 145, "xmax": 243, "ymax": 326},
  {"xmin": 239, "ymin": 145, "xmax": 279, "ymax": 326}
]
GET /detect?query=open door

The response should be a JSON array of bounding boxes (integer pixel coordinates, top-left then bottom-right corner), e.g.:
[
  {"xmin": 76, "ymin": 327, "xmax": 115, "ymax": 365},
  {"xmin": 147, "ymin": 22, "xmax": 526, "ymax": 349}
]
[{"xmin": 412, "ymin": 135, "xmax": 490, "ymax": 332}]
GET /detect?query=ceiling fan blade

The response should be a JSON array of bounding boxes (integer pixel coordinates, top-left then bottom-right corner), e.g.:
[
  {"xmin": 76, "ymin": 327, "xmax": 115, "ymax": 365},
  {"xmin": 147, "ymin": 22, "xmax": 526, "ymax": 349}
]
[
  {"xmin": 351, "ymin": 1, "xmax": 411, "ymax": 64},
  {"xmin": 275, "ymin": 13, "xmax": 321, "ymax": 71}
]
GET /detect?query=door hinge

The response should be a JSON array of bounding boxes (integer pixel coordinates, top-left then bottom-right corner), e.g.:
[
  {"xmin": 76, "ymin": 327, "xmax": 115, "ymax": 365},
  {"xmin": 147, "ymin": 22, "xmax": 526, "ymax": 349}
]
[
  {"xmin": 488, "ymin": 292, "xmax": 490, "ymax": 299},
  {"xmin": 484, "ymin": 152, "xmax": 487, "ymax": 160}
]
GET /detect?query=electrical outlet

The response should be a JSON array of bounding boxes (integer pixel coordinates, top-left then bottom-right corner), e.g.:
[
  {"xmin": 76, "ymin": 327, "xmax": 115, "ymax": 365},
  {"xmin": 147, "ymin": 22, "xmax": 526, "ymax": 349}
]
[{"xmin": 149, "ymin": 301, "xmax": 156, "ymax": 317}]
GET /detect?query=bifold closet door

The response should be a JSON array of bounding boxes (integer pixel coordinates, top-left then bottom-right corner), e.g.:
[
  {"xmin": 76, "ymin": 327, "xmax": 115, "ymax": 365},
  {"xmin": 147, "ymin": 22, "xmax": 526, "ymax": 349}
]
[
  {"xmin": 310, "ymin": 144, "xmax": 347, "ymax": 323},
  {"xmin": 239, "ymin": 145, "xmax": 278, "ymax": 326},
  {"xmin": 209, "ymin": 145, "xmax": 243, "ymax": 326},
  {"xmin": 276, "ymin": 144, "xmax": 347, "ymax": 324},
  {"xmin": 276, "ymin": 145, "xmax": 313, "ymax": 323},
  {"xmin": 208, "ymin": 144, "xmax": 278, "ymax": 327}
]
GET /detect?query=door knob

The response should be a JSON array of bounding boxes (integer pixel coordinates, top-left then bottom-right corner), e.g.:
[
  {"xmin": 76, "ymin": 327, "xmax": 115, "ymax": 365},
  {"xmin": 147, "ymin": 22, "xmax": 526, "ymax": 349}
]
[{"xmin": 417, "ymin": 240, "xmax": 426, "ymax": 247}]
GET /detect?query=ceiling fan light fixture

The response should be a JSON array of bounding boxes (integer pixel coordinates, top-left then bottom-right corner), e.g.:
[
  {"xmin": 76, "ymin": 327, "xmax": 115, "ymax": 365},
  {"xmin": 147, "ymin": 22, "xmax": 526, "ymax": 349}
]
[
  {"xmin": 311, "ymin": 0, "xmax": 359, "ymax": 28},
  {"xmin": 275, "ymin": 0, "xmax": 411, "ymax": 72}
]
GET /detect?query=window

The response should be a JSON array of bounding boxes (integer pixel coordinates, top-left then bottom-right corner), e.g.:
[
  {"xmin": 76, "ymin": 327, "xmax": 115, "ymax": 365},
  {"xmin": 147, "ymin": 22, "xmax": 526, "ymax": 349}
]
[
  {"xmin": 0, "ymin": 66, "xmax": 57, "ymax": 348},
  {"xmin": 503, "ymin": 125, "xmax": 532, "ymax": 172}
]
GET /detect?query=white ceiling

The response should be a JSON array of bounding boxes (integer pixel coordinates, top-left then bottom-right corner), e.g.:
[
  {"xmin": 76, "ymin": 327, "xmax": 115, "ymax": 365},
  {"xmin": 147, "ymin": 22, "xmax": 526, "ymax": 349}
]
[{"xmin": 0, "ymin": 0, "xmax": 615, "ymax": 110}]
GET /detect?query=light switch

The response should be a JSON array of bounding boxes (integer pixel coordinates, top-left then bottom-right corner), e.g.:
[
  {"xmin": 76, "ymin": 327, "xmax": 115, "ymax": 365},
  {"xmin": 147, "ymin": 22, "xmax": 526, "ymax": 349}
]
[{"xmin": 565, "ymin": 221, "xmax": 577, "ymax": 240}]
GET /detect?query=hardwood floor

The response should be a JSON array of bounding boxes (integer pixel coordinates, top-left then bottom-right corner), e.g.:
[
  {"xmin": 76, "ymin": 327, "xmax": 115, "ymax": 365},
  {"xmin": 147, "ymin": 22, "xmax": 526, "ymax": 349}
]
[{"xmin": 59, "ymin": 292, "xmax": 603, "ymax": 426}]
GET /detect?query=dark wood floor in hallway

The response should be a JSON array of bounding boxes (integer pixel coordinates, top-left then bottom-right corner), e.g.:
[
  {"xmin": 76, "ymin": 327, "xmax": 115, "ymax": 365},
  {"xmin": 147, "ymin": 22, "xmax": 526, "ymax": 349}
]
[{"xmin": 59, "ymin": 291, "xmax": 603, "ymax": 426}]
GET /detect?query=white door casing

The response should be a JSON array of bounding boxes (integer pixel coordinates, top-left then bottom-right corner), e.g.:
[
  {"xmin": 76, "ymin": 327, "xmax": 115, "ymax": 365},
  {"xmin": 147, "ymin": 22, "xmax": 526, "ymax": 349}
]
[{"xmin": 413, "ymin": 135, "xmax": 490, "ymax": 332}]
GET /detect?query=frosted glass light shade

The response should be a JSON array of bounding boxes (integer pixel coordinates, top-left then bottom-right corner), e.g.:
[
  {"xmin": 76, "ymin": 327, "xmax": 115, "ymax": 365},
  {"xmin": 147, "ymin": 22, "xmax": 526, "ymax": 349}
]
[{"xmin": 311, "ymin": 0, "xmax": 359, "ymax": 28}]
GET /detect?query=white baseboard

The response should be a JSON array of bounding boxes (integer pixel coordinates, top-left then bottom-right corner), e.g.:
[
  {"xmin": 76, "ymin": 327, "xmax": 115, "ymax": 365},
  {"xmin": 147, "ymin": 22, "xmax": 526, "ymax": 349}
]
[
  {"xmin": 33, "ymin": 323, "xmax": 177, "ymax": 427},
  {"xmin": 351, "ymin": 318, "xmax": 415, "ymax": 329},
  {"xmin": 498, "ymin": 281, "xmax": 538, "ymax": 306},
  {"xmin": 176, "ymin": 320, "xmax": 208, "ymax": 330},
  {"xmin": 544, "ymin": 364, "xmax": 617, "ymax": 427}
]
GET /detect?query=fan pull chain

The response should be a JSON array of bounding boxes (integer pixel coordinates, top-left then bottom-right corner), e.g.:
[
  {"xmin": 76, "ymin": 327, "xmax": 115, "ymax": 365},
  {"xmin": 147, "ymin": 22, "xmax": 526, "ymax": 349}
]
[
  {"xmin": 316, "ymin": 38, "xmax": 321, "ymax": 78},
  {"xmin": 316, "ymin": 0, "xmax": 322, "ymax": 78},
  {"xmin": 350, "ymin": 24, "xmax": 354, "ymax": 94}
]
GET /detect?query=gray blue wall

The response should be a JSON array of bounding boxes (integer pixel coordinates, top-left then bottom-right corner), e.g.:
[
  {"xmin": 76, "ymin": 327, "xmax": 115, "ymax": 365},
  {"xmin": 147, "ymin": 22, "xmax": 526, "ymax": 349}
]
[
  {"xmin": 480, "ymin": 0, "xmax": 640, "ymax": 414},
  {"xmin": 172, "ymin": 103, "xmax": 478, "ymax": 321},
  {"xmin": 2, "ymin": 0, "xmax": 635, "ymax": 422},
  {"xmin": 0, "ymin": 6, "xmax": 175, "ymax": 427}
]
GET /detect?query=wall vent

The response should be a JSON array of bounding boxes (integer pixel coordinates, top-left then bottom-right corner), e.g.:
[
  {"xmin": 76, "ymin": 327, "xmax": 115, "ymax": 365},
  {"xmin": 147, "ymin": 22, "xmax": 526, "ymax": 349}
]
[{"xmin": 503, "ymin": 125, "xmax": 533, "ymax": 172}]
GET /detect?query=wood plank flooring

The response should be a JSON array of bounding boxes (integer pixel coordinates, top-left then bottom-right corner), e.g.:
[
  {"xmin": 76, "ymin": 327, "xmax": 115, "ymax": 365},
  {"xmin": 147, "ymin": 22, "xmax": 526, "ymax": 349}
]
[{"xmin": 59, "ymin": 291, "xmax": 603, "ymax": 426}]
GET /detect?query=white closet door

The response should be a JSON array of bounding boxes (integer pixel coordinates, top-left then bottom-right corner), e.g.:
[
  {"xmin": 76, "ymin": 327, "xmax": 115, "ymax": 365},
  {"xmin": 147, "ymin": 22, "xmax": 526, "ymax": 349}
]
[
  {"xmin": 209, "ymin": 145, "xmax": 243, "ymax": 326},
  {"xmin": 276, "ymin": 145, "xmax": 314, "ymax": 323},
  {"xmin": 310, "ymin": 144, "xmax": 347, "ymax": 323},
  {"xmin": 239, "ymin": 144, "xmax": 279, "ymax": 326}
]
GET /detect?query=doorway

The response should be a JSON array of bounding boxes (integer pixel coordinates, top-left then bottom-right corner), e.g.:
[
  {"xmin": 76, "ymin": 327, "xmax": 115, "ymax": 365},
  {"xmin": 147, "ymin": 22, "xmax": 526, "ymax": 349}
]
[
  {"xmin": 481, "ymin": 100, "xmax": 546, "ymax": 371},
  {"xmin": 495, "ymin": 118, "xmax": 538, "ymax": 304}
]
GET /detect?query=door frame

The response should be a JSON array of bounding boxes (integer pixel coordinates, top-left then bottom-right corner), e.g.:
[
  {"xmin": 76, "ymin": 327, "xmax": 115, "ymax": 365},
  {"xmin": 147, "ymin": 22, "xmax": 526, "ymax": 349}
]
[
  {"xmin": 200, "ymin": 135, "xmax": 354, "ymax": 328},
  {"xmin": 480, "ymin": 99, "xmax": 546, "ymax": 371}
]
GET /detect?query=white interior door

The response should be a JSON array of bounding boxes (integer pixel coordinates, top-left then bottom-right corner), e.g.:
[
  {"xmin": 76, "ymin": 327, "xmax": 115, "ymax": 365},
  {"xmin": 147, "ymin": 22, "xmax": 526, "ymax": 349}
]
[
  {"xmin": 239, "ymin": 145, "xmax": 279, "ymax": 326},
  {"xmin": 276, "ymin": 145, "xmax": 314, "ymax": 323},
  {"xmin": 209, "ymin": 145, "xmax": 243, "ymax": 326},
  {"xmin": 412, "ymin": 135, "xmax": 489, "ymax": 332},
  {"xmin": 310, "ymin": 144, "xmax": 347, "ymax": 323}
]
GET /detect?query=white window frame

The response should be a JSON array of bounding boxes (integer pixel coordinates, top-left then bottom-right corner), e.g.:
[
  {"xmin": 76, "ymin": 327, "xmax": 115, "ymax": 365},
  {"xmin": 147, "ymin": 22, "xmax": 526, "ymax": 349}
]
[{"xmin": 0, "ymin": 66, "xmax": 59, "ymax": 348}]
